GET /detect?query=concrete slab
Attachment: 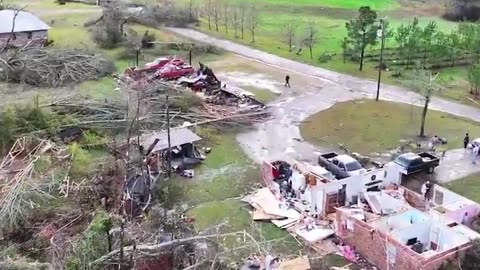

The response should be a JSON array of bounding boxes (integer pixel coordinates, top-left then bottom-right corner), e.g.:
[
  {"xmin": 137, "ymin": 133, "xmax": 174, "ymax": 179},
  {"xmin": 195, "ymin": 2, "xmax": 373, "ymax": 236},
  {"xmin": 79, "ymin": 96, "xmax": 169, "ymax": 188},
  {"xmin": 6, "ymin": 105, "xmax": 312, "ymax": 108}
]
[{"xmin": 435, "ymin": 149, "xmax": 480, "ymax": 183}]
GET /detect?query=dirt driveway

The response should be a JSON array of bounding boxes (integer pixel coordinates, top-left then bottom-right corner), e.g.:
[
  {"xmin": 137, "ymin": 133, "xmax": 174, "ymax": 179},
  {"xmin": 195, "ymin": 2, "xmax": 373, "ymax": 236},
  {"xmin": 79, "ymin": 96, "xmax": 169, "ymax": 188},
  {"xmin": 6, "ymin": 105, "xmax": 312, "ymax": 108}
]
[{"xmin": 166, "ymin": 27, "xmax": 480, "ymax": 183}]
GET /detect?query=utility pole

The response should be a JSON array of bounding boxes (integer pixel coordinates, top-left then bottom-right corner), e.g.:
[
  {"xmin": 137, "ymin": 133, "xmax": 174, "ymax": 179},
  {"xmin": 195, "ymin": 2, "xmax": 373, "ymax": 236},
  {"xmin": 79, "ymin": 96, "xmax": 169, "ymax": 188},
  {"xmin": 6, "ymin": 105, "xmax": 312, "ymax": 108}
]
[
  {"xmin": 189, "ymin": 48, "xmax": 192, "ymax": 65},
  {"xmin": 135, "ymin": 48, "xmax": 139, "ymax": 67},
  {"xmin": 166, "ymin": 95, "xmax": 172, "ymax": 177},
  {"xmin": 376, "ymin": 19, "xmax": 386, "ymax": 102}
]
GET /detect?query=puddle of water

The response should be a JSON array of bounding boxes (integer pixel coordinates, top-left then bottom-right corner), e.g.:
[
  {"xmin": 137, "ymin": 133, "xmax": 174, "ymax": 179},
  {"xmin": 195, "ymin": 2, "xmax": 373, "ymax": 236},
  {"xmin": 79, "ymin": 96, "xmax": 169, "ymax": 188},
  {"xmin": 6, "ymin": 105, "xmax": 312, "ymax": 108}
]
[
  {"xmin": 218, "ymin": 71, "xmax": 282, "ymax": 94},
  {"xmin": 196, "ymin": 163, "xmax": 243, "ymax": 182}
]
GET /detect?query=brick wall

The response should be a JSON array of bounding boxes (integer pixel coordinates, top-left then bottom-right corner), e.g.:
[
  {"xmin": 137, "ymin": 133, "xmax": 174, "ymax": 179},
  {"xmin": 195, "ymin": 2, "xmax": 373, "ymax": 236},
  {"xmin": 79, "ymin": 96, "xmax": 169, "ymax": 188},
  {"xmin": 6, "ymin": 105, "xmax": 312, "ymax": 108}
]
[
  {"xmin": 0, "ymin": 30, "xmax": 48, "ymax": 49},
  {"xmin": 335, "ymin": 210, "xmax": 469, "ymax": 270}
]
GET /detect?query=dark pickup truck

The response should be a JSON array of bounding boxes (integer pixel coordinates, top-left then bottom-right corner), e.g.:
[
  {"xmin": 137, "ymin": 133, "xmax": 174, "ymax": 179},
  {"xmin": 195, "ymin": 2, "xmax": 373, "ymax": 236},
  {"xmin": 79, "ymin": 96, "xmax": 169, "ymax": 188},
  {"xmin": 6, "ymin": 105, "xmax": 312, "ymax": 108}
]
[{"xmin": 393, "ymin": 152, "xmax": 440, "ymax": 175}]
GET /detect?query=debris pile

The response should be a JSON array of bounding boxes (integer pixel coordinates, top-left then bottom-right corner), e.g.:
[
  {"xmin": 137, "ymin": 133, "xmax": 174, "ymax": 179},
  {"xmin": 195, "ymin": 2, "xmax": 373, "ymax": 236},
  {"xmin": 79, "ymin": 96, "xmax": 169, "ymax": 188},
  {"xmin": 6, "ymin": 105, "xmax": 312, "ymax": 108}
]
[
  {"xmin": 121, "ymin": 56, "xmax": 267, "ymax": 113},
  {"xmin": 0, "ymin": 48, "xmax": 115, "ymax": 87}
]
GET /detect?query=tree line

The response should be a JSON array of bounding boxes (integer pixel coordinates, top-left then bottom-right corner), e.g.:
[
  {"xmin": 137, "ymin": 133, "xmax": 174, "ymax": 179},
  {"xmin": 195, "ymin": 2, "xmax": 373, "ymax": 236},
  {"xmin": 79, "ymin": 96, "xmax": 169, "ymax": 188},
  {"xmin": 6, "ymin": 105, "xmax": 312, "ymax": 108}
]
[{"xmin": 202, "ymin": 0, "xmax": 260, "ymax": 43}]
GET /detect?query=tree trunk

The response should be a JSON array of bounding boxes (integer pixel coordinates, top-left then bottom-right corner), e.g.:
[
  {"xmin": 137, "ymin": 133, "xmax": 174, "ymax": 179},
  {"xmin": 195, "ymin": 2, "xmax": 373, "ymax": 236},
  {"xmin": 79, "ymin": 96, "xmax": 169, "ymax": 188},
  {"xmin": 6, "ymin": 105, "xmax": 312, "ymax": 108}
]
[
  {"xmin": 309, "ymin": 46, "xmax": 313, "ymax": 59},
  {"xmin": 251, "ymin": 29, "xmax": 255, "ymax": 43},
  {"xmin": 208, "ymin": 15, "xmax": 211, "ymax": 30},
  {"xmin": 289, "ymin": 38, "xmax": 292, "ymax": 52},
  {"xmin": 343, "ymin": 48, "xmax": 346, "ymax": 63},
  {"xmin": 240, "ymin": 6, "xmax": 245, "ymax": 40},
  {"xmin": 359, "ymin": 46, "xmax": 365, "ymax": 71},
  {"xmin": 224, "ymin": 7, "xmax": 228, "ymax": 34},
  {"xmin": 419, "ymin": 97, "xmax": 430, "ymax": 137},
  {"xmin": 359, "ymin": 34, "xmax": 365, "ymax": 71},
  {"xmin": 233, "ymin": 10, "xmax": 238, "ymax": 38}
]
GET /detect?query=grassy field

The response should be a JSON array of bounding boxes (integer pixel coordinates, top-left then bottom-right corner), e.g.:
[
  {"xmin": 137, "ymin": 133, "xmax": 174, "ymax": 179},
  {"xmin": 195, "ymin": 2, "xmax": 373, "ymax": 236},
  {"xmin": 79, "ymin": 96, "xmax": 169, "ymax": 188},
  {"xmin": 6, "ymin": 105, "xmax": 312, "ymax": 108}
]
[
  {"xmin": 300, "ymin": 100, "xmax": 480, "ymax": 155},
  {"xmin": 194, "ymin": 0, "xmax": 479, "ymax": 107},
  {"xmin": 263, "ymin": 0, "xmax": 399, "ymax": 10},
  {"xmin": 446, "ymin": 173, "xmax": 480, "ymax": 203}
]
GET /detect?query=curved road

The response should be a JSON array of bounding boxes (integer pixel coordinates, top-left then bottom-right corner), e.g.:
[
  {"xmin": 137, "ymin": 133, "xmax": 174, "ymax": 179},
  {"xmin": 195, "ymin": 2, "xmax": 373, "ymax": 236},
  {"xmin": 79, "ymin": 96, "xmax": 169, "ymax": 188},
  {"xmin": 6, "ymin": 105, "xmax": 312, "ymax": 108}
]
[{"xmin": 167, "ymin": 27, "xmax": 480, "ymax": 182}]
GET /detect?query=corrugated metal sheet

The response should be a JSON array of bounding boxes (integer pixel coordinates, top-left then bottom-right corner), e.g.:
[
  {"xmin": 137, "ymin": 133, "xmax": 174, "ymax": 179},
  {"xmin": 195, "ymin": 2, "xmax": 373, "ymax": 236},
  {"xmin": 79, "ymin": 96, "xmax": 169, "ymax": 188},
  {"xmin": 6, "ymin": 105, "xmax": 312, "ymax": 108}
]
[
  {"xmin": 0, "ymin": 10, "xmax": 50, "ymax": 34},
  {"xmin": 142, "ymin": 128, "xmax": 202, "ymax": 152}
]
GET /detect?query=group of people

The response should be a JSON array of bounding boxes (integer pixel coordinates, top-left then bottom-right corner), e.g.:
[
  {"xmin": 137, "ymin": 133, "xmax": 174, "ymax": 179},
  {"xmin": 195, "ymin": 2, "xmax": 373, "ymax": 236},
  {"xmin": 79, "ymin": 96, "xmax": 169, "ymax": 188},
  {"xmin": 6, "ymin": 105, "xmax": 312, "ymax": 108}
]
[{"xmin": 464, "ymin": 133, "xmax": 480, "ymax": 164}]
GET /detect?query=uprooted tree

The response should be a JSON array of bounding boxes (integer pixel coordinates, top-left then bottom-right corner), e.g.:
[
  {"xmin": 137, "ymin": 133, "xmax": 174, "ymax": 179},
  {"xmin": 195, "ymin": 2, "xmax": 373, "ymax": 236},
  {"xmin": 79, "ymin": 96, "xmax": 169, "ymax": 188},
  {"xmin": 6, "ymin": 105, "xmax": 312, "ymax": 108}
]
[{"xmin": 89, "ymin": 1, "xmax": 198, "ymax": 49}]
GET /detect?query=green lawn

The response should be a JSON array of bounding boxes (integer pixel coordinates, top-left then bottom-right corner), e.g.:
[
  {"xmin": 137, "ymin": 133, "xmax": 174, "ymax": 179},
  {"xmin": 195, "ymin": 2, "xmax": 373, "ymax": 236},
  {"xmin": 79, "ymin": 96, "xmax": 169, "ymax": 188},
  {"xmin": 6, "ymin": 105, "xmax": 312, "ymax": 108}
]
[
  {"xmin": 264, "ymin": 0, "xmax": 400, "ymax": 10},
  {"xmin": 446, "ymin": 173, "xmax": 480, "ymax": 203},
  {"xmin": 300, "ymin": 100, "xmax": 480, "ymax": 155}
]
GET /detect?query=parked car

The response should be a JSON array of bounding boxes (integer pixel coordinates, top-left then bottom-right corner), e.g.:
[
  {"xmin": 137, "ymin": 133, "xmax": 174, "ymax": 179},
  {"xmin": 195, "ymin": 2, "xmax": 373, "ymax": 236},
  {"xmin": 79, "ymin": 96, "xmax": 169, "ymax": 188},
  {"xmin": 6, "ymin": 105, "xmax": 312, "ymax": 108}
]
[
  {"xmin": 317, "ymin": 152, "xmax": 366, "ymax": 179},
  {"xmin": 393, "ymin": 152, "xmax": 440, "ymax": 175}
]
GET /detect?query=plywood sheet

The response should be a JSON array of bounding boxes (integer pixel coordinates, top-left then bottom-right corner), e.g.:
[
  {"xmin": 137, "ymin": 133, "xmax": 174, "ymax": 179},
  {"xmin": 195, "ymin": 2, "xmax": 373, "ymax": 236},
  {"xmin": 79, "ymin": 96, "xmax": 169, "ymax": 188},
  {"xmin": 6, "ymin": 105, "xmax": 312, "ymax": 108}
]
[
  {"xmin": 252, "ymin": 209, "xmax": 282, "ymax": 221},
  {"xmin": 279, "ymin": 256, "xmax": 311, "ymax": 270}
]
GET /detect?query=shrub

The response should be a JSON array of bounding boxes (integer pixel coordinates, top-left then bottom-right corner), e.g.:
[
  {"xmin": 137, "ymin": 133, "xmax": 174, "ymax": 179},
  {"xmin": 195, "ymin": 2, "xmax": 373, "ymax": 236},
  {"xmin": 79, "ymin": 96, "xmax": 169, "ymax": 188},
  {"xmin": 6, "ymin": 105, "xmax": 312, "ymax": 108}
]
[
  {"xmin": 67, "ymin": 143, "xmax": 93, "ymax": 178},
  {"xmin": 65, "ymin": 211, "xmax": 112, "ymax": 270},
  {"xmin": 91, "ymin": 24, "xmax": 124, "ymax": 49},
  {"xmin": 318, "ymin": 53, "xmax": 333, "ymax": 63},
  {"xmin": 0, "ymin": 105, "xmax": 70, "ymax": 151}
]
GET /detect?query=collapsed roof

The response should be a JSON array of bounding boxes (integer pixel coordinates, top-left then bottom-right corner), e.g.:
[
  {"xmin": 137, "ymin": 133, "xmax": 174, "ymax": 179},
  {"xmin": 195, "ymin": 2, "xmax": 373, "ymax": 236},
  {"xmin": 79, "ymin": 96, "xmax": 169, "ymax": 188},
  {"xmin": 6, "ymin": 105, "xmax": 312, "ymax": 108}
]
[{"xmin": 142, "ymin": 128, "xmax": 202, "ymax": 153}]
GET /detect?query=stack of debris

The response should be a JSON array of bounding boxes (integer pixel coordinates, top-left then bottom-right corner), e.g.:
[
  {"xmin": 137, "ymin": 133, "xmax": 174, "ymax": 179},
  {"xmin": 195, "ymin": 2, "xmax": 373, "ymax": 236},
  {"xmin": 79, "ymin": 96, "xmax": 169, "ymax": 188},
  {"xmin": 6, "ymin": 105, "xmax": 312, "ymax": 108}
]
[
  {"xmin": 239, "ymin": 255, "xmax": 311, "ymax": 270},
  {"xmin": 245, "ymin": 188, "xmax": 336, "ymax": 251}
]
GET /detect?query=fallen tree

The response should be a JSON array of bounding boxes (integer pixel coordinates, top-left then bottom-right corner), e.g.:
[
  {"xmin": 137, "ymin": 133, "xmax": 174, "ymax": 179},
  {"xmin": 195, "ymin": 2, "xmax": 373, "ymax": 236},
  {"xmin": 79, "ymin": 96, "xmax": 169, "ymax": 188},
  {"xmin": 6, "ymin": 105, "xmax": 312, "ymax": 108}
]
[{"xmin": 0, "ymin": 48, "xmax": 115, "ymax": 87}]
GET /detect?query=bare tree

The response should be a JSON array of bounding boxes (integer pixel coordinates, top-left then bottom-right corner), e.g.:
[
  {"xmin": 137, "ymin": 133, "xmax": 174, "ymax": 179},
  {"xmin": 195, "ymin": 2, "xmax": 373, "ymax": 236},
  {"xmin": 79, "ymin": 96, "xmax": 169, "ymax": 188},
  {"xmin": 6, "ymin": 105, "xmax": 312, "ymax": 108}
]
[
  {"xmin": 188, "ymin": 0, "xmax": 196, "ymax": 20},
  {"xmin": 247, "ymin": 3, "xmax": 259, "ymax": 43},
  {"xmin": 405, "ymin": 68, "xmax": 441, "ymax": 137},
  {"xmin": 239, "ymin": 1, "xmax": 247, "ymax": 39},
  {"xmin": 204, "ymin": 0, "xmax": 213, "ymax": 30},
  {"xmin": 221, "ymin": 0, "xmax": 229, "ymax": 34},
  {"xmin": 302, "ymin": 21, "xmax": 318, "ymax": 59},
  {"xmin": 231, "ymin": 2, "xmax": 239, "ymax": 38},
  {"xmin": 281, "ymin": 21, "xmax": 297, "ymax": 52},
  {"xmin": 213, "ymin": 0, "xmax": 220, "ymax": 32}
]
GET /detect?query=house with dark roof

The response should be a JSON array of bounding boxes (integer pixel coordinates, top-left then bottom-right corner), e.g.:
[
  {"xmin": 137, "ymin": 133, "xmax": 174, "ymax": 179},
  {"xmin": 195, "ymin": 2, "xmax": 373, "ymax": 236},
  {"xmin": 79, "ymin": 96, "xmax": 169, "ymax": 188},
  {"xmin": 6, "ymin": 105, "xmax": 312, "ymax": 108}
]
[{"xmin": 0, "ymin": 10, "xmax": 50, "ymax": 49}]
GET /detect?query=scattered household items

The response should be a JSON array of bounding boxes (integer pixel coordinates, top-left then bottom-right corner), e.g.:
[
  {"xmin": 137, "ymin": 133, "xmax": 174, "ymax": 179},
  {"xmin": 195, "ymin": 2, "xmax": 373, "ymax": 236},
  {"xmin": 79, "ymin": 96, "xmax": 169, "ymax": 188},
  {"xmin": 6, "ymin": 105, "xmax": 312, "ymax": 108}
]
[
  {"xmin": 393, "ymin": 152, "xmax": 439, "ymax": 175},
  {"xmin": 142, "ymin": 128, "xmax": 204, "ymax": 174},
  {"xmin": 205, "ymin": 86, "xmax": 265, "ymax": 110},
  {"xmin": 124, "ymin": 56, "xmax": 187, "ymax": 81},
  {"xmin": 123, "ymin": 172, "xmax": 154, "ymax": 218},
  {"xmin": 178, "ymin": 62, "xmax": 221, "ymax": 92},
  {"xmin": 317, "ymin": 152, "xmax": 366, "ymax": 179},
  {"xmin": 121, "ymin": 56, "xmax": 267, "ymax": 111},
  {"xmin": 335, "ymin": 184, "xmax": 480, "ymax": 270}
]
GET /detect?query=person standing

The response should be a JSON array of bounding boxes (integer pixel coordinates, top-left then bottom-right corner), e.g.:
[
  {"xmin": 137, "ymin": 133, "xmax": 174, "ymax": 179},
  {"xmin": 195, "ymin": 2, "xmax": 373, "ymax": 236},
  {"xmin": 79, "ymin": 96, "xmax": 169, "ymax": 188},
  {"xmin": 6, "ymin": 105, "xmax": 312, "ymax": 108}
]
[
  {"xmin": 472, "ymin": 145, "xmax": 479, "ymax": 165},
  {"xmin": 464, "ymin": 133, "xmax": 470, "ymax": 149},
  {"xmin": 421, "ymin": 181, "xmax": 433, "ymax": 210},
  {"xmin": 284, "ymin": 74, "xmax": 290, "ymax": 88}
]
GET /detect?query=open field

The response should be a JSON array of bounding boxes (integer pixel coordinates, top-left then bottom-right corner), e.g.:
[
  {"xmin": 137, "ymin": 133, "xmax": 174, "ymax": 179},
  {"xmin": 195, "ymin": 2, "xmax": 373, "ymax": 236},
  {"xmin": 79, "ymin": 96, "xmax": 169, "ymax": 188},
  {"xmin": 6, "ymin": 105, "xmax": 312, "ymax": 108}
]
[
  {"xmin": 193, "ymin": 0, "xmax": 479, "ymax": 107},
  {"xmin": 300, "ymin": 100, "xmax": 480, "ymax": 155},
  {"xmin": 263, "ymin": 0, "xmax": 400, "ymax": 10}
]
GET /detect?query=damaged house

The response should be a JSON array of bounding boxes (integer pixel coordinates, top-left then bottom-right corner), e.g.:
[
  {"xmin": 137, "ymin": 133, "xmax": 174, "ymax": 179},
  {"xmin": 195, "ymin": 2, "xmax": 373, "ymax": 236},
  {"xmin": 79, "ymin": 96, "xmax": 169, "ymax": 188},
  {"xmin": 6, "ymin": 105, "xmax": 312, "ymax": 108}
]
[
  {"xmin": 257, "ymin": 158, "xmax": 480, "ymax": 269},
  {"xmin": 142, "ymin": 127, "xmax": 204, "ymax": 173},
  {"xmin": 335, "ymin": 184, "xmax": 480, "ymax": 270},
  {"xmin": 0, "ymin": 10, "xmax": 50, "ymax": 49}
]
